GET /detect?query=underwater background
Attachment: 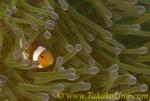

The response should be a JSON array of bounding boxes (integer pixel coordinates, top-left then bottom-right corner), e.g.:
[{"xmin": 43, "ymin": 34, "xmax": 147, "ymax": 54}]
[{"xmin": 0, "ymin": 0, "xmax": 150, "ymax": 101}]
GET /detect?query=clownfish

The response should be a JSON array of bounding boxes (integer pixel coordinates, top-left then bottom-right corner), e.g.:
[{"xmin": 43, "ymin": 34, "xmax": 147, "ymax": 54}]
[{"xmin": 20, "ymin": 38, "xmax": 54, "ymax": 69}]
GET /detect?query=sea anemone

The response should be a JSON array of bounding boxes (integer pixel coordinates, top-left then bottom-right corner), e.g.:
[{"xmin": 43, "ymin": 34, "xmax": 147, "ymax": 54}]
[{"xmin": 0, "ymin": 0, "xmax": 150, "ymax": 101}]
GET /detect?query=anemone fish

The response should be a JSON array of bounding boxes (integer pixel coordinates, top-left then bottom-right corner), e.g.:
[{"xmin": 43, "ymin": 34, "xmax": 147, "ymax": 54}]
[{"xmin": 20, "ymin": 38, "xmax": 54, "ymax": 69}]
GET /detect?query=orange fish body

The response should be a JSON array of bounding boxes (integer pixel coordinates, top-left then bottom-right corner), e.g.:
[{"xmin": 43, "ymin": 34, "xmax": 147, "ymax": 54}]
[{"xmin": 20, "ymin": 38, "xmax": 54, "ymax": 69}]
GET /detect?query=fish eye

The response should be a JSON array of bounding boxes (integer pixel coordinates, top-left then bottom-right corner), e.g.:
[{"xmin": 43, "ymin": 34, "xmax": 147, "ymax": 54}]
[{"xmin": 40, "ymin": 54, "xmax": 44, "ymax": 58}]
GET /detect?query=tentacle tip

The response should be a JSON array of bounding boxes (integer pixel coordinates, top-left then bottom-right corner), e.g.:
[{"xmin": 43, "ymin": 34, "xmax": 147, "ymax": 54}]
[
  {"xmin": 21, "ymin": 59, "xmax": 30, "ymax": 66},
  {"xmin": 56, "ymin": 56, "xmax": 64, "ymax": 66},
  {"xmin": 137, "ymin": 47, "xmax": 148, "ymax": 54},
  {"xmin": 38, "ymin": 93, "xmax": 49, "ymax": 101},
  {"xmin": 83, "ymin": 82, "xmax": 91, "ymax": 90},
  {"xmin": 139, "ymin": 84, "xmax": 148, "ymax": 92},
  {"xmin": 54, "ymin": 84, "xmax": 65, "ymax": 91},
  {"xmin": 11, "ymin": 6, "xmax": 17, "ymax": 14},
  {"xmin": 89, "ymin": 67, "xmax": 99, "ymax": 74},
  {"xmin": 110, "ymin": 64, "xmax": 119, "ymax": 71},
  {"xmin": 66, "ymin": 44, "xmax": 74, "ymax": 53},
  {"xmin": 44, "ymin": 30, "xmax": 51, "ymax": 39},
  {"xmin": 67, "ymin": 73, "xmax": 78, "ymax": 81},
  {"xmin": 75, "ymin": 44, "xmax": 82, "ymax": 52},
  {"xmin": 66, "ymin": 67, "xmax": 76, "ymax": 74}
]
